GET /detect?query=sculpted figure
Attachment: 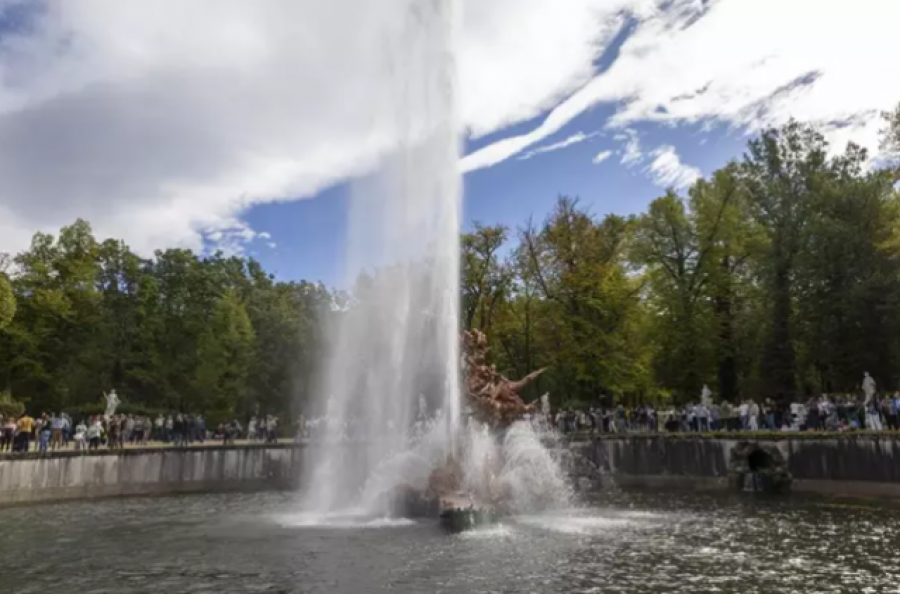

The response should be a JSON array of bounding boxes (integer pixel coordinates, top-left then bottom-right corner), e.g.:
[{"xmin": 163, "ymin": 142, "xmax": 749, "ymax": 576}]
[
  {"xmin": 103, "ymin": 389, "xmax": 121, "ymax": 419},
  {"xmin": 862, "ymin": 372, "xmax": 876, "ymax": 403}
]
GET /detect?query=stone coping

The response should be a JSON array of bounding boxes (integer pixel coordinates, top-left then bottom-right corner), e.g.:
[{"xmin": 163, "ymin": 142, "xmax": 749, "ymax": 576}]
[
  {"xmin": 4, "ymin": 431, "xmax": 900, "ymax": 463},
  {"xmin": 0, "ymin": 441, "xmax": 306, "ymax": 462},
  {"xmin": 565, "ymin": 431, "xmax": 900, "ymax": 442}
]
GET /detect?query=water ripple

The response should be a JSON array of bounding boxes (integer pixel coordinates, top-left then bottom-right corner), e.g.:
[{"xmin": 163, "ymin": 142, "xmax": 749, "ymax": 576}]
[{"xmin": 2, "ymin": 491, "xmax": 899, "ymax": 593}]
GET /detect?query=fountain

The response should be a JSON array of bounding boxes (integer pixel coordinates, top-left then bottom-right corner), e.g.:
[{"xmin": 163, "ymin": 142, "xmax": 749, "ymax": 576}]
[{"xmin": 300, "ymin": 0, "xmax": 571, "ymax": 528}]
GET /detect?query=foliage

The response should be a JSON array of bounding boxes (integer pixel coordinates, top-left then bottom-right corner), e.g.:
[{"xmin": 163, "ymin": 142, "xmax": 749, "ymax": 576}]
[
  {"xmin": 0, "ymin": 220, "xmax": 331, "ymax": 416},
  {"xmin": 881, "ymin": 103, "xmax": 900, "ymax": 160},
  {"xmin": 0, "ymin": 273, "xmax": 13, "ymax": 331},
  {"xmin": 0, "ymin": 390, "xmax": 24, "ymax": 418},
  {"xmin": 4, "ymin": 112, "xmax": 900, "ymax": 414}
]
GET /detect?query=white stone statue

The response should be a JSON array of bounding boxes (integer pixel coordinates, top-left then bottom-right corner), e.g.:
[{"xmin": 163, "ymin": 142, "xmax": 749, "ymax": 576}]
[
  {"xmin": 701, "ymin": 384, "xmax": 712, "ymax": 406},
  {"xmin": 103, "ymin": 389, "xmax": 121, "ymax": 419},
  {"xmin": 862, "ymin": 372, "xmax": 876, "ymax": 403}
]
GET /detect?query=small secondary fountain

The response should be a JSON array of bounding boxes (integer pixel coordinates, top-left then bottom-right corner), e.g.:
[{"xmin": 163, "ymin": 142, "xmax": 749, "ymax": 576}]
[{"xmin": 300, "ymin": 0, "xmax": 572, "ymax": 527}]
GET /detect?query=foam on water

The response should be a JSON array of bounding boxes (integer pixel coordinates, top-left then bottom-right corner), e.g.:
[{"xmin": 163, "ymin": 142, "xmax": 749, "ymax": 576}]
[
  {"xmin": 455, "ymin": 524, "xmax": 516, "ymax": 540},
  {"xmin": 277, "ymin": 512, "xmax": 418, "ymax": 529},
  {"xmin": 514, "ymin": 508, "xmax": 664, "ymax": 535}
]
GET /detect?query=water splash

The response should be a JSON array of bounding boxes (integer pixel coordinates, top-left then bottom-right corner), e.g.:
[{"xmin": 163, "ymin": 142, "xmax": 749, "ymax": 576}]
[
  {"xmin": 300, "ymin": 0, "xmax": 572, "ymax": 520},
  {"xmin": 496, "ymin": 421, "xmax": 574, "ymax": 512}
]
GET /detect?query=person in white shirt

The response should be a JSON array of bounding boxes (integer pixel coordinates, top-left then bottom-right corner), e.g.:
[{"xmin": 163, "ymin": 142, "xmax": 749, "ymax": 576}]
[
  {"xmin": 748, "ymin": 400, "xmax": 760, "ymax": 431},
  {"xmin": 738, "ymin": 401, "xmax": 750, "ymax": 430},
  {"xmin": 73, "ymin": 421, "xmax": 88, "ymax": 451},
  {"xmin": 86, "ymin": 418, "xmax": 103, "ymax": 450}
]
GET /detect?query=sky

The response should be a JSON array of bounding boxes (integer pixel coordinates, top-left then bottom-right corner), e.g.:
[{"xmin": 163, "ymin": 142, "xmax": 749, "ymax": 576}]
[{"xmin": 1, "ymin": 0, "xmax": 898, "ymax": 286}]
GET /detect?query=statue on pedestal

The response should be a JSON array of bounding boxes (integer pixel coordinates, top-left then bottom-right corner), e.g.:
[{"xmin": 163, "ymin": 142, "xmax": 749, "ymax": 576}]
[
  {"xmin": 862, "ymin": 372, "xmax": 876, "ymax": 404},
  {"xmin": 701, "ymin": 385, "xmax": 712, "ymax": 406},
  {"xmin": 103, "ymin": 389, "xmax": 121, "ymax": 420}
]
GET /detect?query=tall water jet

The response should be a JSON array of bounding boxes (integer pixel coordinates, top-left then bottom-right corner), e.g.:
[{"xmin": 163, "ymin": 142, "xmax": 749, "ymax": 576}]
[{"xmin": 302, "ymin": 0, "xmax": 462, "ymax": 518}]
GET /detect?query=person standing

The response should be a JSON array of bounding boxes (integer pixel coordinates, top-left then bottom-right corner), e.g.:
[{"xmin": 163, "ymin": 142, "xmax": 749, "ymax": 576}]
[
  {"xmin": 266, "ymin": 415, "xmax": 278, "ymax": 443},
  {"xmin": 73, "ymin": 419, "xmax": 87, "ymax": 452},
  {"xmin": 87, "ymin": 416, "xmax": 103, "ymax": 450},
  {"xmin": 173, "ymin": 414, "xmax": 185, "ymax": 447},
  {"xmin": 62, "ymin": 413, "xmax": 72, "ymax": 448},
  {"xmin": 248, "ymin": 416, "xmax": 258, "ymax": 442},
  {"xmin": 107, "ymin": 415, "xmax": 122, "ymax": 449},
  {"xmin": 0, "ymin": 415, "xmax": 16, "ymax": 452},
  {"xmin": 748, "ymin": 400, "xmax": 760, "ymax": 431},
  {"xmin": 153, "ymin": 414, "xmax": 164, "ymax": 442},
  {"xmin": 738, "ymin": 400, "xmax": 750, "ymax": 431},
  {"xmin": 891, "ymin": 392, "xmax": 900, "ymax": 431},
  {"xmin": 16, "ymin": 412, "xmax": 35, "ymax": 452},
  {"xmin": 50, "ymin": 413, "xmax": 64, "ymax": 450},
  {"xmin": 866, "ymin": 396, "xmax": 884, "ymax": 432}
]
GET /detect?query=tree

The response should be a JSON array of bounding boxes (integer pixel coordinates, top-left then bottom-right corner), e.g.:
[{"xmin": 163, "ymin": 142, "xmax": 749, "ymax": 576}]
[
  {"xmin": 520, "ymin": 197, "xmax": 650, "ymax": 405},
  {"xmin": 4, "ymin": 111, "xmax": 900, "ymax": 416},
  {"xmin": 795, "ymin": 143, "xmax": 900, "ymax": 391},
  {"xmin": 461, "ymin": 224, "xmax": 509, "ymax": 333},
  {"xmin": 738, "ymin": 121, "xmax": 829, "ymax": 401},
  {"xmin": 0, "ymin": 273, "xmax": 13, "ymax": 332},
  {"xmin": 633, "ymin": 191, "xmax": 715, "ymax": 400},
  {"xmin": 691, "ymin": 165, "xmax": 767, "ymax": 401},
  {"xmin": 881, "ymin": 103, "xmax": 900, "ymax": 161},
  {"xmin": 194, "ymin": 290, "xmax": 256, "ymax": 417}
]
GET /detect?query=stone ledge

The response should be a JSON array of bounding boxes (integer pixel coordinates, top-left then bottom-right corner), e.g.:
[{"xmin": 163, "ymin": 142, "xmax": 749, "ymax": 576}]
[
  {"xmin": 568, "ymin": 431, "xmax": 900, "ymax": 442},
  {"xmin": 0, "ymin": 442, "xmax": 307, "ymax": 462}
]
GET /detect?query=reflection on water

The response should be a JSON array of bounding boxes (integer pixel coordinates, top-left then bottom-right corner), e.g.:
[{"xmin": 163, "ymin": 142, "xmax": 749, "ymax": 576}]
[{"xmin": 1, "ymin": 490, "xmax": 899, "ymax": 593}]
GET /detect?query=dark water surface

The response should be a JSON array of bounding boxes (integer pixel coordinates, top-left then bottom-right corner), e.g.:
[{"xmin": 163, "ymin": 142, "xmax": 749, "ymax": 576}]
[{"xmin": 2, "ymin": 490, "xmax": 899, "ymax": 593}]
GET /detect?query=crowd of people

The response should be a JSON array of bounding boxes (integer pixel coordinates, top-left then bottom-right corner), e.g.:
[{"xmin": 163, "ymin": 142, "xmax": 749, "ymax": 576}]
[
  {"xmin": 4, "ymin": 389, "xmax": 900, "ymax": 455},
  {"xmin": 0, "ymin": 411, "xmax": 287, "ymax": 454},
  {"xmin": 553, "ymin": 392, "xmax": 900, "ymax": 434}
]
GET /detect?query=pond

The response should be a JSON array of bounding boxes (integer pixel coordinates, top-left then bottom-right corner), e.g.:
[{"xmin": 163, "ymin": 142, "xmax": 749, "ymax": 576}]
[{"xmin": 1, "ymin": 490, "xmax": 898, "ymax": 593}]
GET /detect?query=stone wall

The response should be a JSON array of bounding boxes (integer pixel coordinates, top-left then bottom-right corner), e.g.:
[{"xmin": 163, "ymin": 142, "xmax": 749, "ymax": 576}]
[
  {"xmin": 4, "ymin": 436, "xmax": 900, "ymax": 506},
  {"xmin": 0, "ymin": 445, "xmax": 306, "ymax": 506},
  {"xmin": 587, "ymin": 436, "xmax": 900, "ymax": 496}
]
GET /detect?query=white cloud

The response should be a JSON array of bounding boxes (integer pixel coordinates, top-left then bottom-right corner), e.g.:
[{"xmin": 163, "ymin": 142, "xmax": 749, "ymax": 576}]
[
  {"xmin": 2, "ymin": 0, "xmax": 898, "ymax": 257},
  {"xmin": 518, "ymin": 131, "xmax": 597, "ymax": 160},
  {"xmin": 592, "ymin": 150, "xmax": 613, "ymax": 164},
  {"xmin": 645, "ymin": 145, "xmax": 701, "ymax": 190},
  {"xmin": 0, "ymin": 0, "xmax": 639, "ymax": 255},
  {"xmin": 619, "ymin": 129, "xmax": 644, "ymax": 167},
  {"xmin": 466, "ymin": 0, "xmax": 900, "ymax": 170},
  {"xmin": 257, "ymin": 231, "xmax": 272, "ymax": 240}
]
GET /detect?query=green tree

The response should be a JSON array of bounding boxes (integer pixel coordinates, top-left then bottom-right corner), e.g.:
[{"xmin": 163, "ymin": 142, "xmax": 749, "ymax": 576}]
[
  {"xmin": 521, "ymin": 197, "xmax": 650, "ymax": 405},
  {"xmin": 461, "ymin": 224, "xmax": 510, "ymax": 333},
  {"xmin": 691, "ymin": 166, "xmax": 767, "ymax": 401},
  {"xmin": 0, "ymin": 273, "xmax": 13, "ymax": 332},
  {"xmin": 738, "ymin": 121, "xmax": 830, "ymax": 401},
  {"xmin": 633, "ymin": 191, "xmax": 715, "ymax": 400},
  {"xmin": 796, "ymin": 144, "xmax": 900, "ymax": 391},
  {"xmin": 194, "ymin": 290, "xmax": 256, "ymax": 417}
]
